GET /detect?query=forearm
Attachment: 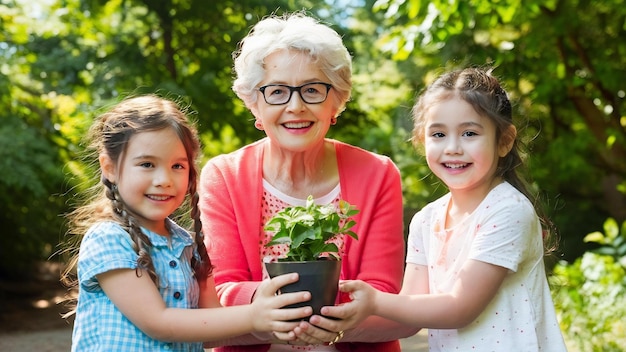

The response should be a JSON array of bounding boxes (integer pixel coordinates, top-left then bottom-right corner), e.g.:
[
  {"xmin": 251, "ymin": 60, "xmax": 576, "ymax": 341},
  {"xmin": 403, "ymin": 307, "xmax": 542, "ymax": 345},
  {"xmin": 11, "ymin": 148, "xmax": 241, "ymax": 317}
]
[
  {"xmin": 343, "ymin": 315, "xmax": 420, "ymax": 342},
  {"xmin": 374, "ymin": 290, "xmax": 474, "ymax": 329},
  {"xmin": 203, "ymin": 332, "xmax": 272, "ymax": 348},
  {"xmin": 198, "ymin": 279, "xmax": 269, "ymax": 346},
  {"xmin": 145, "ymin": 305, "xmax": 256, "ymax": 342},
  {"xmin": 375, "ymin": 260, "xmax": 508, "ymax": 329},
  {"xmin": 216, "ymin": 280, "xmax": 259, "ymax": 306}
]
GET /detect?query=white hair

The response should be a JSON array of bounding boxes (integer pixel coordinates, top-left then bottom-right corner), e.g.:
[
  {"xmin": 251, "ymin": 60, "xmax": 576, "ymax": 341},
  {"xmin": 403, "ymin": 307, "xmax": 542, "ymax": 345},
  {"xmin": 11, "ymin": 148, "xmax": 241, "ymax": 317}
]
[{"xmin": 232, "ymin": 12, "xmax": 352, "ymax": 116}]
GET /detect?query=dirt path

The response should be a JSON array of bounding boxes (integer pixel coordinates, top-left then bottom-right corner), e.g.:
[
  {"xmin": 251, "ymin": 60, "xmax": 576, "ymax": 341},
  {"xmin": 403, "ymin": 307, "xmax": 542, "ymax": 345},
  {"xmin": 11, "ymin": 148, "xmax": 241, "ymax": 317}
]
[{"xmin": 0, "ymin": 264, "xmax": 74, "ymax": 351}]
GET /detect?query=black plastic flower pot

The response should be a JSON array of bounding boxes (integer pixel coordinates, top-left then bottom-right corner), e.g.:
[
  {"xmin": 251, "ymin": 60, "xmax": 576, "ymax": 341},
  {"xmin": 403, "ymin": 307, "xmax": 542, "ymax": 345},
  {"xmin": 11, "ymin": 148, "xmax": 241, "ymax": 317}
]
[{"xmin": 265, "ymin": 259, "xmax": 341, "ymax": 319}]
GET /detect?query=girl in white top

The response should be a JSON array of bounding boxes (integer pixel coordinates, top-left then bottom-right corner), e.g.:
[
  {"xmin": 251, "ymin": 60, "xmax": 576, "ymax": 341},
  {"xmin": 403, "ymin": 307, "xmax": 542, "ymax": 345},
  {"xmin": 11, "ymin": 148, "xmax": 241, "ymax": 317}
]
[{"xmin": 326, "ymin": 68, "xmax": 567, "ymax": 351}]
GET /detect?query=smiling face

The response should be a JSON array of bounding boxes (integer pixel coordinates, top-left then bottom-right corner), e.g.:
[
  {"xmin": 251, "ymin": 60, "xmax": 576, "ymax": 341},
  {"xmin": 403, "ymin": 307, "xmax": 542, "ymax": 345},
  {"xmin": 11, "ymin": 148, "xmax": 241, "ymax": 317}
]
[
  {"xmin": 250, "ymin": 50, "xmax": 339, "ymax": 153},
  {"xmin": 100, "ymin": 128, "xmax": 190, "ymax": 235},
  {"xmin": 424, "ymin": 96, "xmax": 509, "ymax": 198}
]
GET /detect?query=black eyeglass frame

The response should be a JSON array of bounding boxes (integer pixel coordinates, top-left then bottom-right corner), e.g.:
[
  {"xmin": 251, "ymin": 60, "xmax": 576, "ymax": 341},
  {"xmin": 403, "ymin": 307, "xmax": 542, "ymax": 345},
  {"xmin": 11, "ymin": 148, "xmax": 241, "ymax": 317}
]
[{"xmin": 258, "ymin": 82, "xmax": 333, "ymax": 105}]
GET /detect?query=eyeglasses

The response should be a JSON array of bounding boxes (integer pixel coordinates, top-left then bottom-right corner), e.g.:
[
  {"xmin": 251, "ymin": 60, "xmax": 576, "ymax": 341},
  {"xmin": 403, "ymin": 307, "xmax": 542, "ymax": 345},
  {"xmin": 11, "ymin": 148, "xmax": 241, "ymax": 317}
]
[{"xmin": 258, "ymin": 82, "xmax": 333, "ymax": 105}]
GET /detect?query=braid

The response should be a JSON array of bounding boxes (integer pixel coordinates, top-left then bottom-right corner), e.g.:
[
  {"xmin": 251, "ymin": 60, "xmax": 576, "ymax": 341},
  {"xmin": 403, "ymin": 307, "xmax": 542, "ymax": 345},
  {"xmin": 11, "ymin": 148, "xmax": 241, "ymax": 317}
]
[
  {"xmin": 62, "ymin": 95, "xmax": 209, "ymax": 319},
  {"xmin": 103, "ymin": 177, "xmax": 159, "ymax": 286},
  {"xmin": 188, "ymin": 182, "xmax": 213, "ymax": 280}
]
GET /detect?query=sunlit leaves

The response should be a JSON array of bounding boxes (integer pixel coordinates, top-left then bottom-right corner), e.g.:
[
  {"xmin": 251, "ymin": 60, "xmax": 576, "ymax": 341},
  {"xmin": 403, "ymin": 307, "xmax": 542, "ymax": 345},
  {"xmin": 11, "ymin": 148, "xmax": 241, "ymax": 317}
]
[
  {"xmin": 550, "ymin": 252, "xmax": 626, "ymax": 350},
  {"xmin": 373, "ymin": 0, "xmax": 626, "ymax": 265}
]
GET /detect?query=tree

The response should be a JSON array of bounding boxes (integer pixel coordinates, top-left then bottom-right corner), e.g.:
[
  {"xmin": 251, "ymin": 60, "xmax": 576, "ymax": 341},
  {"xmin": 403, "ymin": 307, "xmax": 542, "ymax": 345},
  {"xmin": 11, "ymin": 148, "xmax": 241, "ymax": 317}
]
[
  {"xmin": 0, "ymin": 0, "xmax": 343, "ymax": 277},
  {"xmin": 372, "ymin": 0, "xmax": 626, "ymax": 260},
  {"xmin": 0, "ymin": 0, "xmax": 72, "ymax": 278}
]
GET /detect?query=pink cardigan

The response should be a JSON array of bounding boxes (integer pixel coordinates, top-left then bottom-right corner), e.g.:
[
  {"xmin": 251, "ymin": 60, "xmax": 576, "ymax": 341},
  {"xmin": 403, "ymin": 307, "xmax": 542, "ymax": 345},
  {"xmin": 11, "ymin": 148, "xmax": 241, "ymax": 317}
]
[{"xmin": 199, "ymin": 138, "xmax": 406, "ymax": 352}]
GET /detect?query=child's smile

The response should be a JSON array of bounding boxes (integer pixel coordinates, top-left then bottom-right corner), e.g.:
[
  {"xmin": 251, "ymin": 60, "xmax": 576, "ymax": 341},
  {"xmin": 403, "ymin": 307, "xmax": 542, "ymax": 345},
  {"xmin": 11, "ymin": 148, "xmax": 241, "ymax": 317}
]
[
  {"xmin": 104, "ymin": 128, "xmax": 190, "ymax": 235},
  {"xmin": 424, "ymin": 97, "xmax": 500, "ymax": 199}
]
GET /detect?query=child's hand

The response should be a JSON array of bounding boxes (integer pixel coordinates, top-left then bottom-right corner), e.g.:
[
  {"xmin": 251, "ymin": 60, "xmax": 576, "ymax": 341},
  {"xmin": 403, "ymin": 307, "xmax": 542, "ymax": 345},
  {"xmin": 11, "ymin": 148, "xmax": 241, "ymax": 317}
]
[
  {"xmin": 315, "ymin": 280, "xmax": 378, "ymax": 330},
  {"xmin": 338, "ymin": 280, "xmax": 377, "ymax": 304},
  {"xmin": 250, "ymin": 273, "xmax": 312, "ymax": 333}
]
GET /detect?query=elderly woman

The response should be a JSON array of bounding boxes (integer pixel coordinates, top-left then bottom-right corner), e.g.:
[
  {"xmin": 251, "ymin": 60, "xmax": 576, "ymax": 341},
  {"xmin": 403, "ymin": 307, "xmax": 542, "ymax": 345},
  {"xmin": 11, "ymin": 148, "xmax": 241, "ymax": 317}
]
[{"xmin": 199, "ymin": 12, "xmax": 417, "ymax": 352}]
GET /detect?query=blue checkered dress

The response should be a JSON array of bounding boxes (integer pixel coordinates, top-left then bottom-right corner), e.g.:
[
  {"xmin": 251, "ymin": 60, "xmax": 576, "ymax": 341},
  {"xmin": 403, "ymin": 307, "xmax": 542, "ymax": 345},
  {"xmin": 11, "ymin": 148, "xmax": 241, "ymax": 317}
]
[{"xmin": 71, "ymin": 220, "xmax": 203, "ymax": 351}]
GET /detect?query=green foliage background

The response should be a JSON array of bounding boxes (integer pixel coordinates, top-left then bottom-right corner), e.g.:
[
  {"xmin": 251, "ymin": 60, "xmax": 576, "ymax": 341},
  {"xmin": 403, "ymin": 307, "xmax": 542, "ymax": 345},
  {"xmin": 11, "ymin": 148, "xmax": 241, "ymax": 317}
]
[
  {"xmin": 550, "ymin": 218, "xmax": 626, "ymax": 351},
  {"xmin": 1, "ymin": 0, "xmax": 624, "ymax": 348}
]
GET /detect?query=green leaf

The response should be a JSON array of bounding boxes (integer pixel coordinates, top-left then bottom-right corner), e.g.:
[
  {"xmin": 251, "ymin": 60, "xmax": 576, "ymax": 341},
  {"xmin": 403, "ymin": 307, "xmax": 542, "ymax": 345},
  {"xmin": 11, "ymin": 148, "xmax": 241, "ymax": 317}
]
[
  {"xmin": 584, "ymin": 231, "xmax": 606, "ymax": 244},
  {"xmin": 603, "ymin": 218, "xmax": 619, "ymax": 241},
  {"xmin": 264, "ymin": 195, "xmax": 360, "ymax": 261}
]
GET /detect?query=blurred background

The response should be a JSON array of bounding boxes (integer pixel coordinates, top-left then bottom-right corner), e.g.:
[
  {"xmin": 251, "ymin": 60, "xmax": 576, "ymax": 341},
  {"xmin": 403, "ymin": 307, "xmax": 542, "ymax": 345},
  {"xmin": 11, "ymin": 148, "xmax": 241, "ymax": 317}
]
[{"xmin": 0, "ymin": 0, "xmax": 624, "ymax": 350}]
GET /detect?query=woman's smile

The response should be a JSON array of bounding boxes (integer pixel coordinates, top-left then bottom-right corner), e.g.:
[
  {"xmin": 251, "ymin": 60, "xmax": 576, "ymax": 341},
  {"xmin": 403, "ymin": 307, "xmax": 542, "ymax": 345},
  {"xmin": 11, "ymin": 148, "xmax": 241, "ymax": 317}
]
[{"xmin": 282, "ymin": 120, "xmax": 314, "ymax": 130}]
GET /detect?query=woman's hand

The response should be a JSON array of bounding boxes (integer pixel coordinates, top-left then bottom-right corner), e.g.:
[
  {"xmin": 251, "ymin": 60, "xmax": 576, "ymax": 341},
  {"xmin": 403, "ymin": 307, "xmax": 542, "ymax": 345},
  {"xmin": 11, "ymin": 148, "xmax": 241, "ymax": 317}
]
[
  {"xmin": 285, "ymin": 280, "xmax": 378, "ymax": 345},
  {"xmin": 277, "ymin": 319, "xmax": 340, "ymax": 346}
]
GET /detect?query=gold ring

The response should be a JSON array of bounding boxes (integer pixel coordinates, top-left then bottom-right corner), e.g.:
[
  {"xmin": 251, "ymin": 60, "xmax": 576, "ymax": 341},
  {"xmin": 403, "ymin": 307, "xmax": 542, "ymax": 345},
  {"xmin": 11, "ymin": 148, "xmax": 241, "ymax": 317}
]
[{"xmin": 328, "ymin": 330, "xmax": 344, "ymax": 345}]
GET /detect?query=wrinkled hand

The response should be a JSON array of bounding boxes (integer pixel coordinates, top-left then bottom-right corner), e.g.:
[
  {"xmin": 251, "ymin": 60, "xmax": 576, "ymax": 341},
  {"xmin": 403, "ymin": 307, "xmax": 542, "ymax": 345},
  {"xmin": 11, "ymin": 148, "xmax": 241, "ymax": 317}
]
[
  {"xmin": 251, "ymin": 273, "xmax": 312, "ymax": 334},
  {"xmin": 286, "ymin": 280, "xmax": 379, "ymax": 345},
  {"xmin": 276, "ymin": 319, "xmax": 338, "ymax": 346}
]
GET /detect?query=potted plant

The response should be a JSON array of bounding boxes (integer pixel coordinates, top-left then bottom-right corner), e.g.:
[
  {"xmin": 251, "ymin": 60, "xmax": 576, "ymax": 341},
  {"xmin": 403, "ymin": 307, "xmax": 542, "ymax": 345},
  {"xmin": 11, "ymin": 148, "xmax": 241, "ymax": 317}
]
[{"xmin": 264, "ymin": 195, "xmax": 359, "ymax": 318}]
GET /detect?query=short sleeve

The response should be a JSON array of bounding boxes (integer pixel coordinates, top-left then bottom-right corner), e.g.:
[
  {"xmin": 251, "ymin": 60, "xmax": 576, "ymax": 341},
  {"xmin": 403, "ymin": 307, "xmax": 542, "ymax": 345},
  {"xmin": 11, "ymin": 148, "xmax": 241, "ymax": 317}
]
[
  {"xmin": 77, "ymin": 222, "xmax": 139, "ymax": 292},
  {"xmin": 469, "ymin": 190, "xmax": 539, "ymax": 272},
  {"xmin": 406, "ymin": 209, "xmax": 430, "ymax": 266}
]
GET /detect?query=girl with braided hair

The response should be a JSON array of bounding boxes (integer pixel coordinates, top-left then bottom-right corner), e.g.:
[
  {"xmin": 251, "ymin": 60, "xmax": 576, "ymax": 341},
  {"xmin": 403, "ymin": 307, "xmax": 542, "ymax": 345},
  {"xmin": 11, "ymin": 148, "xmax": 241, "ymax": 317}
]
[{"xmin": 63, "ymin": 95, "xmax": 311, "ymax": 351}]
